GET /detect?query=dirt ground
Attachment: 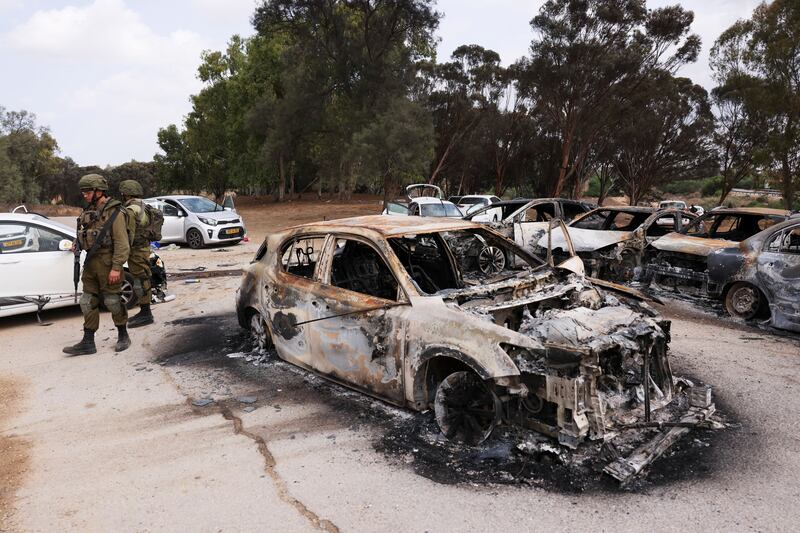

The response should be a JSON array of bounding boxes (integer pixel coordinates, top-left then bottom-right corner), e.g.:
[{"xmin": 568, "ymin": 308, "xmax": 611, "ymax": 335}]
[{"xmin": 2, "ymin": 198, "xmax": 800, "ymax": 531}]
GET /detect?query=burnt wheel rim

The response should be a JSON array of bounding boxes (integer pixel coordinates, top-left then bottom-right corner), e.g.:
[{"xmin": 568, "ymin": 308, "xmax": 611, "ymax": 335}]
[
  {"xmin": 120, "ymin": 277, "xmax": 134, "ymax": 308},
  {"xmin": 250, "ymin": 313, "xmax": 270, "ymax": 351},
  {"xmin": 728, "ymin": 284, "xmax": 760, "ymax": 319},
  {"xmin": 434, "ymin": 371, "xmax": 500, "ymax": 445},
  {"xmin": 187, "ymin": 229, "xmax": 203, "ymax": 249},
  {"xmin": 478, "ymin": 246, "xmax": 505, "ymax": 274}
]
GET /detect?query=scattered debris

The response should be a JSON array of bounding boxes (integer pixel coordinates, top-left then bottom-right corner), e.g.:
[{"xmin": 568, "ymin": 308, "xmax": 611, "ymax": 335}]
[
  {"xmin": 236, "ymin": 395, "xmax": 257, "ymax": 404},
  {"xmin": 243, "ymin": 406, "xmax": 257, "ymax": 413},
  {"xmin": 212, "ymin": 248, "xmax": 230, "ymax": 253},
  {"xmin": 192, "ymin": 398, "xmax": 214, "ymax": 407},
  {"xmin": 177, "ymin": 266, "xmax": 207, "ymax": 272},
  {"xmin": 183, "ymin": 279, "xmax": 200, "ymax": 284}
]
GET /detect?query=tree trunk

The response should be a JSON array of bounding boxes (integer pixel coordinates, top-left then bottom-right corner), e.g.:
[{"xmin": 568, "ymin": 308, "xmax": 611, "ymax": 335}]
[
  {"xmin": 277, "ymin": 153, "xmax": 286, "ymax": 202},
  {"xmin": 289, "ymin": 160, "xmax": 296, "ymax": 201}
]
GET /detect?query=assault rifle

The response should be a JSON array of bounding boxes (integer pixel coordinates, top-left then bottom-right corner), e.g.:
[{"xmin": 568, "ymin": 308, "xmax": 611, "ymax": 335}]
[{"xmin": 73, "ymin": 216, "xmax": 81, "ymax": 303}]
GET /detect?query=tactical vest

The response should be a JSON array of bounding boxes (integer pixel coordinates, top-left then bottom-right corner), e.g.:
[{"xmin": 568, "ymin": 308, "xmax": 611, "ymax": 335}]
[{"xmin": 78, "ymin": 199, "xmax": 124, "ymax": 251}]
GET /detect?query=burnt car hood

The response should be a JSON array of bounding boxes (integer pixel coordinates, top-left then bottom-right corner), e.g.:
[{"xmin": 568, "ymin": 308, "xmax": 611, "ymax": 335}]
[
  {"xmin": 651, "ymin": 232, "xmax": 737, "ymax": 257},
  {"xmin": 539, "ymin": 228, "xmax": 632, "ymax": 252}
]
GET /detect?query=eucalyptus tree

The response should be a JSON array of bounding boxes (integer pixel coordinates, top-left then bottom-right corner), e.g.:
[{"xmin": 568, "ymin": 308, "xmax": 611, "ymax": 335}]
[{"xmin": 514, "ymin": 0, "xmax": 701, "ymax": 197}]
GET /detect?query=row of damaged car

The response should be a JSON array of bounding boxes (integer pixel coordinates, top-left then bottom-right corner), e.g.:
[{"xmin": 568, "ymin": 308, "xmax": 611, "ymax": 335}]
[
  {"xmin": 236, "ymin": 214, "xmax": 719, "ymax": 483},
  {"xmin": 474, "ymin": 203, "xmax": 799, "ymax": 333}
]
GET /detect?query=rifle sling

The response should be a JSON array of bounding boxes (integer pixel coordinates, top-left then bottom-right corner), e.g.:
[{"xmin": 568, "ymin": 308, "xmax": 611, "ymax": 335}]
[{"xmin": 82, "ymin": 206, "xmax": 121, "ymax": 268}]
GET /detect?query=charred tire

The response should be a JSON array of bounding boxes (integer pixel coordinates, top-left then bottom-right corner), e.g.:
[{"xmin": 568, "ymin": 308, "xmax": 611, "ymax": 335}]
[
  {"xmin": 186, "ymin": 228, "xmax": 204, "ymax": 249},
  {"xmin": 249, "ymin": 312, "xmax": 272, "ymax": 352},
  {"xmin": 121, "ymin": 271, "xmax": 137, "ymax": 309},
  {"xmin": 434, "ymin": 371, "xmax": 501, "ymax": 445},
  {"xmin": 725, "ymin": 282, "xmax": 767, "ymax": 321}
]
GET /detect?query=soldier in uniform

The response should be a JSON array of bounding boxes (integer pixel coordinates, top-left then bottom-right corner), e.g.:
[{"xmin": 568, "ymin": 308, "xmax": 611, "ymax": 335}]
[
  {"xmin": 119, "ymin": 179, "xmax": 154, "ymax": 328},
  {"xmin": 63, "ymin": 174, "xmax": 132, "ymax": 355}
]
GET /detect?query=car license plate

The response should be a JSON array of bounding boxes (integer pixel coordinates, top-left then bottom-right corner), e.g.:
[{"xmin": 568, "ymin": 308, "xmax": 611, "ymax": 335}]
[
  {"xmin": 225, "ymin": 228, "xmax": 239, "ymax": 235},
  {"xmin": 2, "ymin": 238, "xmax": 23, "ymax": 248}
]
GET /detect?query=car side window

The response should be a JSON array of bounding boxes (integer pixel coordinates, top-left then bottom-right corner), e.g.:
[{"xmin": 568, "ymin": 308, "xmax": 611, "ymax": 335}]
[
  {"xmin": 280, "ymin": 236, "xmax": 325, "ymax": 279},
  {"xmin": 162, "ymin": 203, "xmax": 179, "ymax": 217},
  {"xmin": 562, "ymin": 203, "xmax": 587, "ymax": 221},
  {"xmin": 648, "ymin": 214, "xmax": 676, "ymax": 237},
  {"xmin": 0, "ymin": 223, "xmax": 65, "ymax": 253},
  {"xmin": 521, "ymin": 204, "xmax": 554, "ymax": 222},
  {"xmin": 768, "ymin": 227, "xmax": 800, "ymax": 254},
  {"xmin": 329, "ymin": 238, "xmax": 398, "ymax": 301}
]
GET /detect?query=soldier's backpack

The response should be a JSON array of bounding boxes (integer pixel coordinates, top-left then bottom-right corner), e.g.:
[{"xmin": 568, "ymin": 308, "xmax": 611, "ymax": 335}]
[{"xmin": 141, "ymin": 202, "xmax": 164, "ymax": 242}]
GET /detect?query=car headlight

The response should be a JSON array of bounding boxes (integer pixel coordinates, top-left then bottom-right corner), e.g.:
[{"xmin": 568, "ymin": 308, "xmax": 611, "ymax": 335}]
[{"xmin": 198, "ymin": 216, "xmax": 218, "ymax": 226}]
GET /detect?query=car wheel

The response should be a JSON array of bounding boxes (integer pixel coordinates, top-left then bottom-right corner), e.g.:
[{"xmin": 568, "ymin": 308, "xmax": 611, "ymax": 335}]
[
  {"xmin": 121, "ymin": 271, "xmax": 137, "ymax": 309},
  {"xmin": 249, "ymin": 312, "xmax": 272, "ymax": 352},
  {"xmin": 478, "ymin": 245, "xmax": 506, "ymax": 274},
  {"xmin": 725, "ymin": 282, "xmax": 766, "ymax": 320},
  {"xmin": 434, "ymin": 371, "xmax": 501, "ymax": 445},
  {"xmin": 186, "ymin": 228, "xmax": 204, "ymax": 249}
]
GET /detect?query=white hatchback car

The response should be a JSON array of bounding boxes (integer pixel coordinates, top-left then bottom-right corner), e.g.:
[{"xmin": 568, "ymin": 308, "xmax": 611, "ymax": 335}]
[
  {"xmin": 144, "ymin": 195, "xmax": 246, "ymax": 249},
  {"xmin": 457, "ymin": 195, "xmax": 502, "ymax": 221},
  {"xmin": 0, "ymin": 212, "xmax": 138, "ymax": 318}
]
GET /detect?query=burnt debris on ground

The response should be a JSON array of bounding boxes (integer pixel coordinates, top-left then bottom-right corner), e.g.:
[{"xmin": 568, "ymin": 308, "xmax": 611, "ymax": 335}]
[{"xmin": 156, "ymin": 312, "xmax": 740, "ymax": 493}]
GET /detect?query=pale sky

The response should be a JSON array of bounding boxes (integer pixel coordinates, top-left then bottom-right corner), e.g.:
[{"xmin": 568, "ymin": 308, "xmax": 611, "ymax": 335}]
[{"xmin": 0, "ymin": 0, "xmax": 763, "ymax": 167}]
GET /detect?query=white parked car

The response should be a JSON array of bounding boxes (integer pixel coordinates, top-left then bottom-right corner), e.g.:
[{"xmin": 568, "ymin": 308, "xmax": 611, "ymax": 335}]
[
  {"xmin": 0, "ymin": 213, "xmax": 139, "ymax": 318},
  {"xmin": 456, "ymin": 195, "xmax": 502, "ymax": 220},
  {"xmin": 144, "ymin": 195, "xmax": 246, "ymax": 249},
  {"xmin": 382, "ymin": 184, "xmax": 464, "ymax": 218}
]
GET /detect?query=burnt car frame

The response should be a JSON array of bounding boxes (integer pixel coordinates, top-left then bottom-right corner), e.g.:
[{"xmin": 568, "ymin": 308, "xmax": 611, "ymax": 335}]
[
  {"xmin": 707, "ymin": 217, "xmax": 800, "ymax": 332},
  {"xmin": 236, "ymin": 216, "xmax": 715, "ymax": 482},
  {"xmin": 646, "ymin": 207, "xmax": 790, "ymax": 296},
  {"xmin": 540, "ymin": 206, "xmax": 698, "ymax": 282}
]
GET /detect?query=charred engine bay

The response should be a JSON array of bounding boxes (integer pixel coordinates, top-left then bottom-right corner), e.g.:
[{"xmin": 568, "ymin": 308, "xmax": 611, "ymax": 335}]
[{"xmin": 155, "ymin": 312, "xmax": 742, "ymax": 494}]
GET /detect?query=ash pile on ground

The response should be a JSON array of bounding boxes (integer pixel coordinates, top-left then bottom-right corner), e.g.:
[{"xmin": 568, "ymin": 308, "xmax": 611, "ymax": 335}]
[{"xmin": 157, "ymin": 313, "xmax": 740, "ymax": 494}]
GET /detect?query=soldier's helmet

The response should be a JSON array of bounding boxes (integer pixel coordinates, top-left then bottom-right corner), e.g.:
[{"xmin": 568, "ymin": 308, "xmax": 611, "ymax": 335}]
[
  {"xmin": 78, "ymin": 174, "xmax": 108, "ymax": 191},
  {"xmin": 119, "ymin": 179, "xmax": 144, "ymax": 197}
]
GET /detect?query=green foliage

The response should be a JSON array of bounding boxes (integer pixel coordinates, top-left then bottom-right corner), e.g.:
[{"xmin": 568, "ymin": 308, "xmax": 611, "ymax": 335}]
[{"xmin": 0, "ymin": 107, "xmax": 60, "ymax": 203}]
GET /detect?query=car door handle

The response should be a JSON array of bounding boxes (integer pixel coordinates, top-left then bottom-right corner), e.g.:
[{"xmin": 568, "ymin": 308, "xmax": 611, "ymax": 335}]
[{"xmin": 0, "ymin": 260, "xmax": 21, "ymax": 265}]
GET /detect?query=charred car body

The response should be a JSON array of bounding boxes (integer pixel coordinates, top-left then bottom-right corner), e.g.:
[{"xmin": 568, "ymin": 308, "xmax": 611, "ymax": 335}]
[
  {"xmin": 236, "ymin": 215, "xmax": 715, "ymax": 482},
  {"xmin": 646, "ymin": 207, "xmax": 790, "ymax": 296},
  {"xmin": 464, "ymin": 197, "xmax": 595, "ymax": 250},
  {"xmin": 707, "ymin": 217, "xmax": 800, "ymax": 331},
  {"xmin": 536, "ymin": 206, "xmax": 697, "ymax": 282}
]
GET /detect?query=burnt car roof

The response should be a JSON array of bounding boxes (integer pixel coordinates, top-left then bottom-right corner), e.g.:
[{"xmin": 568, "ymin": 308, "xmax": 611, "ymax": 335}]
[
  {"xmin": 708, "ymin": 207, "xmax": 790, "ymax": 216},
  {"xmin": 285, "ymin": 214, "xmax": 481, "ymax": 237},
  {"xmin": 586, "ymin": 205, "xmax": 657, "ymax": 213}
]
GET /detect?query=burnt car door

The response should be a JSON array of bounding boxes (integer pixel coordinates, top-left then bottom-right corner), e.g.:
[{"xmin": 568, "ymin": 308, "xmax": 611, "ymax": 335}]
[
  {"xmin": 307, "ymin": 235, "xmax": 408, "ymax": 403},
  {"xmin": 758, "ymin": 224, "xmax": 800, "ymax": 328},
  {"xmin": 512, "ymin": 202, "xmax": 557, "ymax": 251},
  {"xmin": 269, "ymin": 234, "xmax": 331, "ymax": 367}
]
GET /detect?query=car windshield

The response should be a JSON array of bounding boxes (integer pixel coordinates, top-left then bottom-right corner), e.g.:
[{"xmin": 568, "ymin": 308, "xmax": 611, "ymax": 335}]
[
  {"xmin": 460, "ymin": 197, "xmax": 487, "ymax": 205},
  {"xmin": 572, "ymin": 210, "xmax": 651, "ymax": 231},
  {"xmin": 420, "ymin": 202, "xmax": 462, "ymax": 217},
  {"xmin": 684, "ymin": 213, "xmax": 783, "ymax": 240},
  {"xmin": 388, "ymin": 229, "xmax": 543, "ymax": 294},
  {"xmin": 178, "ymin": 197, "xmax": 223, "ymax": 213}
]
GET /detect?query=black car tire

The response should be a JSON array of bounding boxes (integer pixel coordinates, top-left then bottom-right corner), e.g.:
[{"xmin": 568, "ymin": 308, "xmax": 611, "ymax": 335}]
[
  {"xmin": 186, "ymin": 228, "xmax": 204, "ymax": 249},
  {"xmin": 725, "ymin": 282, "xmax": 767, "ymax": 321}
]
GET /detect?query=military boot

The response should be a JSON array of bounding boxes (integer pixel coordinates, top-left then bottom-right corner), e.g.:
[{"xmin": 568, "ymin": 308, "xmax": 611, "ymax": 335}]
[
  {"xmin": 115, "ymin": 325, "xmax": 131, "ymax": 352},
  {"xmin": 63, "ymin": 329, "xmax": 97, "ymax": 356},
  {"xmin": 128, "ymin": 304, "xmax": 154, "ymax": 328}
]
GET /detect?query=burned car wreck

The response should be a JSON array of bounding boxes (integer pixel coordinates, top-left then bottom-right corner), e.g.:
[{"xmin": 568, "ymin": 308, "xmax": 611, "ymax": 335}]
[
  {"xmin": 707, "ymin": 217, "xmax": 800, "ymax": 331},
  {"xmin": 236, "ymin": 216, "xmax": 716, "ymax": 483},
  {"xmin": 646, "ymin": 207, "xmax": 790, "ymax": 296}
]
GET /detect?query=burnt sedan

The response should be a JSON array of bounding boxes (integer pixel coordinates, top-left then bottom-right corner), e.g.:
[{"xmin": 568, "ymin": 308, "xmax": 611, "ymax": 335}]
[
  {"xmin": 538, "ymin": 206, "xmax": 697, "ymax": 282},
  {"xmin": 707, "ymin": 218, "xmax": 800, "ymax": 332},
  {"xmin": 646, "ymin": 207, "xmax": 790, "ymax": 295},
  {"xmin": 236, "ymin": 216, "xmax": 714, "ymax": 482}
]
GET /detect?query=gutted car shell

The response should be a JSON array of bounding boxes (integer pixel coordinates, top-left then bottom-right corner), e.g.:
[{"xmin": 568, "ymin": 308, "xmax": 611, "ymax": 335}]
[
  {"xmin": 236, "ymin": 215, "xmax": 713, "ymax": 481},
  {"xmin": 647, "ymin": 207, "xmax": 790, "ymax": 296},
  {"xmin": 707, "ymin": 218, "xmax": 800, "ymax": 331}
]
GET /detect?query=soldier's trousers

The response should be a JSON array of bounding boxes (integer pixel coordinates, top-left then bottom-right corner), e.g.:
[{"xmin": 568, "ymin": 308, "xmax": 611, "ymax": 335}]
[
  {"xmin": 79, "ymin": 251, "xmax": 127, "ymax": 331},
  {"xmin": 127, "ymin": 246, "xmax": 152, "ymax": 306}
]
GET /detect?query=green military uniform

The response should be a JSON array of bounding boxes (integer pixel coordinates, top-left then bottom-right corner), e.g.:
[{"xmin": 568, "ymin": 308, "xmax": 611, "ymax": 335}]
[
  {"xmin": 78, "ymin": 197, "xmax": 130, "ymax": 329},
  {"xmin": 63, "ymin": 174, "xmax": 131, "ymax": 356},
  {"xmin": 120, "ymin": 179, "xmax": 156, "ymax": 328},
  {"xmin": 124, "ymin": 199, "xmax": 151, "ymax": 305}
]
